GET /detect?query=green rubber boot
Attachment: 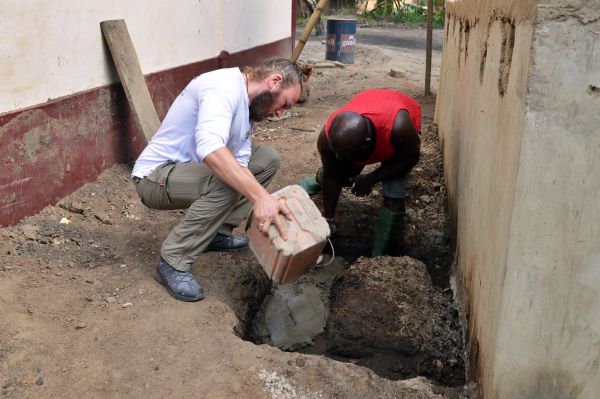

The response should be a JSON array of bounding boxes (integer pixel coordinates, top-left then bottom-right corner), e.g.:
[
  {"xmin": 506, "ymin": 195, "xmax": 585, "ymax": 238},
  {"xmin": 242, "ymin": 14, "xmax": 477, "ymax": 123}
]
[
  {"xmin": 298, "ymin": 176, "xmax": 321, "ymax": 196},
  {"xmin": 371, "ymin": 206, "xmax": 403, "ymax": 257}
]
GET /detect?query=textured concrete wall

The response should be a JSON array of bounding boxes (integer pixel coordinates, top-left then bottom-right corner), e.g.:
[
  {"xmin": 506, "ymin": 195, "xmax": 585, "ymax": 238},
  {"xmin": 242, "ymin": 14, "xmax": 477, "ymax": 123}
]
[
  {"xmin": 434, "ymin": 0, "xmax": 537, "ymax": 391},
  {"xmin": 436, "ymin": 0, "xmax": 600, "ymax": 397},
  {"xmin": 494, "ymin": 2, "xmax": 600, "ymax": 397}
]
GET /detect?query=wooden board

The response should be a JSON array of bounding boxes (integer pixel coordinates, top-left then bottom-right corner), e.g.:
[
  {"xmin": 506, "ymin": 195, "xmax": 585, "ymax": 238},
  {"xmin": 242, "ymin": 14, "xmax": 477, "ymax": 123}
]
[{"xmin": 100, "ymin": 19, "xmax": 160, "ymax": 143}]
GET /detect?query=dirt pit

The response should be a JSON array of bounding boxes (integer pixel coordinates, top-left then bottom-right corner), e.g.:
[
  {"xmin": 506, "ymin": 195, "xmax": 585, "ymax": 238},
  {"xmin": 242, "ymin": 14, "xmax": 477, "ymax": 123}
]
[
  {"xmin": 1, "ymin": 26, "xmax": 477, "ymax": 398},
  {"xmin": 247, "ymin": 255, "xmax": 464, "ymax": 385}
]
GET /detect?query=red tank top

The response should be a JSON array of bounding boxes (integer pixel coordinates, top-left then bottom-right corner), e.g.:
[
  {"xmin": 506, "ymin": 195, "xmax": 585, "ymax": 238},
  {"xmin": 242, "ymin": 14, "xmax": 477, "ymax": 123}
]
[{"xmin": 325, "ymin": 90, "xmax": 421, "ymax": 165}]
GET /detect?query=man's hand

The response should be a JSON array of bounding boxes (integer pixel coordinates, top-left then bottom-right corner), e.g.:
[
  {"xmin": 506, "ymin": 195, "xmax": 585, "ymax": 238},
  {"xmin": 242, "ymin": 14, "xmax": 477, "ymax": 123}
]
[
  {"xmin": 253, "ymin": 194, "xmax": 293, "ymax": 240},
  {"xmin": 351, "ymin": 174, "xmax": 374, "ymax": 197},
  {"xmin": 203, "ymin": 149, "xmax": 293, "ymax": 239}
]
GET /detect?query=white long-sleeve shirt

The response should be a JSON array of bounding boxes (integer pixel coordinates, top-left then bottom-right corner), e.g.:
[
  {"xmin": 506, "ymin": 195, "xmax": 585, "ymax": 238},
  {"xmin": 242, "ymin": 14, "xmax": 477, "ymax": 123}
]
[{"xmin": 132, "ymin": 67, "xmax": 252, "ymax": 178}]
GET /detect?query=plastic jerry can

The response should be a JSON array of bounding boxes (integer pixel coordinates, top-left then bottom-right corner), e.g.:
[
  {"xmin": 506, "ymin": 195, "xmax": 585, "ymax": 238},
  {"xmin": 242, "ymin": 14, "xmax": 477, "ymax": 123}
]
[{"xmin": 248, "ymin": 185, "xmax": 330, "ymax": 284}]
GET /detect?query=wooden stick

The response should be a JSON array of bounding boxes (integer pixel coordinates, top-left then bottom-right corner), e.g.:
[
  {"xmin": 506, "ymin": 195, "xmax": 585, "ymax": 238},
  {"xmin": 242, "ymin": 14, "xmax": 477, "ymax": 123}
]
[
  {"xmin": 101, "ymin": 20, "xmax": 161, "ymax": 142},
  {"xmin": 291, "ymin": 0, "xmax": 330, "ymax": 62},
  {"xmin": 425, "ymin": 0, "xmax": 434, "ymax": 96}
]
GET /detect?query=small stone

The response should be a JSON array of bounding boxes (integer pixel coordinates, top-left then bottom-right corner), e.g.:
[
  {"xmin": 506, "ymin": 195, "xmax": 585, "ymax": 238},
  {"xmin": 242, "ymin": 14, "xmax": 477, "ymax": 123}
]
[
  {"xmin": 21, "ymin": 225, "xmax": 39, "ymax": 240},
  {"xmin": 120, "ymin": 264, "xmax": 127, "ymax": 268},
  {"xmin": 3, "ymin": 266, "xmax": 13, "ymax": 271},
  {"xmin": 94, "ymin": 212, "xmax": 113, "ymax": 225},
  {"xmin": 60, "ymin": 200, "xmax": 85, "ymax": 214},
  {"xmin": 313, "ymin": 61, "xmax": 336, "ymax": 69},
  {"xmin": 121, "ymin": 302, "xmax": 133, "ymax": 308},
  {"xmin": 389, "ymin": 68, "xmax": 407, "ymax": 78},
  {"xmin": 69, "ymin": 201, "xmax": 85, "ymax": 214},
  {"xmin": 76, "ymin": 322, "xmax": 86, "ymax": 329},
  {"xmin": 420, "ymin": 195, "xmax": 431, "ymax": 203},
  {"xmin": 295, "ymin": 358, "xmax": 306, "ymax": 367},
  {"xmin": 106, "ymin": 296, "xmax": 117, "ymax": 303},
  {"xmin": 432, "ymin": 182, "xmax": 442, "ymax": 190}
]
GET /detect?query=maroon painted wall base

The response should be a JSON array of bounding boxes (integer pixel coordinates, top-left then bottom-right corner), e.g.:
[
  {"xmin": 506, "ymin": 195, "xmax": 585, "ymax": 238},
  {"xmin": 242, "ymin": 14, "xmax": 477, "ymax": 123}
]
[{"xmin": 0, "ymin": 38, "xmax": 291, "ymax": 227}]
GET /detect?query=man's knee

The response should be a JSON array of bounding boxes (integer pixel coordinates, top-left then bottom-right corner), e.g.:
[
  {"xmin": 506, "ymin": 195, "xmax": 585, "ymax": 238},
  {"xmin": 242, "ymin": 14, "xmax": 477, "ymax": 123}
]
[
  {"xmin": 382, "ymin": 176, "xmax": 408, "ymax": 213},
  {"xmin": 261, "ymin": 145, "xmax": 281, "ymax": 171},
  {"xmin": 382, "ymin": 174, "xmax": 409, "ymax": 200},
  {"xmin": 251, "ymin": 145, "xmax": 281, "ymax": 176}
]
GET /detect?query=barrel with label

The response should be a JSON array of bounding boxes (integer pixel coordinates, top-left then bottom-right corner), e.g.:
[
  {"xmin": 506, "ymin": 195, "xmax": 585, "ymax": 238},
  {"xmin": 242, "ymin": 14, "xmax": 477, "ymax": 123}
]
[{"xmin": 325, "ymin": 18, "xmax": 356, "ymax": 64}]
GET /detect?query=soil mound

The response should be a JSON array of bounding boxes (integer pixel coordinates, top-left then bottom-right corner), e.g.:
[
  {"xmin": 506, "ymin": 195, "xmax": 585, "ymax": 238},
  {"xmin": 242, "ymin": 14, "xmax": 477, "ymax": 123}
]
[{"xmin": 325, "ymin": 256, "xmax": 465, "ymax": 386}]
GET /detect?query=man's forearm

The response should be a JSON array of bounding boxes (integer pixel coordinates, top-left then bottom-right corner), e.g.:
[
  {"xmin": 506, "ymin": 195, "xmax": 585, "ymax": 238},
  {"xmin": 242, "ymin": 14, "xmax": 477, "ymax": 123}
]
[
  {"xmin": 204, "ymin": 148, "xmax": 292, "ymax": 239},
  {"xmin": 203, "ymin": 147, "xmax": 270, "ymax": 204},
  {"xmin": 364, "ymin": 160, "xmax": 414, "ymax": 185},
  {"xmin": 322, "ymin": 177, "xmax": 343, "ymax": 218}
]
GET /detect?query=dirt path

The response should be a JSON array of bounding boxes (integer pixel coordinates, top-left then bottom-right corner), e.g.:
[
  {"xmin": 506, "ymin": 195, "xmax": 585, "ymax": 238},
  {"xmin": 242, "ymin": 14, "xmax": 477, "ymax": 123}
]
[{"xmin": 0, "ymin": 27, "xmax": 475, "ymax": 398}]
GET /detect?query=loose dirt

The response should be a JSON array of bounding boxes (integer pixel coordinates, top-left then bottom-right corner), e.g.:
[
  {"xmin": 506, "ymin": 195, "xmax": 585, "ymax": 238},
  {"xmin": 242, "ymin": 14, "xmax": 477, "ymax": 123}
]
[{"xmin": 0, "ymin": 26, "xmax": 477, "ymax": 398}]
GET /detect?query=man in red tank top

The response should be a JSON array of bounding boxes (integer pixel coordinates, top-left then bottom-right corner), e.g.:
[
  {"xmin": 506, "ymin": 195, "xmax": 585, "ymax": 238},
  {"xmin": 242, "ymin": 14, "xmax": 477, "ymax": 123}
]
[{"xmin": 300, "ymin": 89, "xmax": 421, "ymax": 257}]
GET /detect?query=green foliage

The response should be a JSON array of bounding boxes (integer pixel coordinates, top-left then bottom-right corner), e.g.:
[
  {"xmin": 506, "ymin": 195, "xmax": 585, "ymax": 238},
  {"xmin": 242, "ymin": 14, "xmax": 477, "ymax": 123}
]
[
  {"xmin": 325, "ymin": 7, "xmax": 357, "ymax": 18},
  {"xmin": 297, "ymin": 1, "xmax": 445, "ymax": 30},
  {"xmin": 358, "ymin": 0, "xmax": 445, "ymax": 28},
  {"xmin": 432, "ymin": 8, "xmax": 445, "ymax": 27},
  {"xmin": 296, "ymin": 14, "xmax": 308, "ymax": 27}
]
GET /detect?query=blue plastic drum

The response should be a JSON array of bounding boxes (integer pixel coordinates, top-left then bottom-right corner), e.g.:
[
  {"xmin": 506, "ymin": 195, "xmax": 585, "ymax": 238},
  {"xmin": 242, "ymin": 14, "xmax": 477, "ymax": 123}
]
[{"xmin": 325, "ymin": 18, "xmax": 356, "ymax": 64}]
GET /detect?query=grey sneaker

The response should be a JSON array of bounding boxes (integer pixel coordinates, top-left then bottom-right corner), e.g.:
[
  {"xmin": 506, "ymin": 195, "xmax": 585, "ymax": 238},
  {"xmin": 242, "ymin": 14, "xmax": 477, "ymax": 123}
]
[
  {"xmin": 154, "ymin": 258, "xmax": 204, "ymax": 301},
  {"xmin": 205, "ymin": 233, "xmax": 248, "ymax": 252}
]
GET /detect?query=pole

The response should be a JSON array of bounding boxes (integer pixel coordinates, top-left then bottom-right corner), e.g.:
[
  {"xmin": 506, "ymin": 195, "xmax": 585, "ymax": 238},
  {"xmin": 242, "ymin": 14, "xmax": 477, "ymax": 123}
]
[
  {"xmin": 291, "ymin": 0, "xmax": 329, "ymax": 62},
  {"xmin": 425, "ymin": 0, "xmax": 433, "ymax": 96}
]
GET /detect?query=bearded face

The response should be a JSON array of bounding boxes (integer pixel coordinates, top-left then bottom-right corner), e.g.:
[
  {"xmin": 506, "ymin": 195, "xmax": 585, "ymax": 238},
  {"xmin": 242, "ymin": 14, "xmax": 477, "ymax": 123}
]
[{"xmin": 249, "ymin": 90, "xmax": 280, "ymax": 122}]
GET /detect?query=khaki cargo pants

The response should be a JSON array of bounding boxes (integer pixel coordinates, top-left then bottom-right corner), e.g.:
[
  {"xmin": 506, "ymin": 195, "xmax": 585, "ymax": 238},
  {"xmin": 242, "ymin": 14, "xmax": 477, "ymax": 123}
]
[{"xmin": 134, "ymin": 145, "xmax": 280, "ymax": 272}]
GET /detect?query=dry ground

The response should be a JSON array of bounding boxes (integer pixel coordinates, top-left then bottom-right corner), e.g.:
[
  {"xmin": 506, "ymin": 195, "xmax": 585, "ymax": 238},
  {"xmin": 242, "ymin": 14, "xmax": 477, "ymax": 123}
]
[{"xmin": 0, "ymin": 26, "xmax": 477, "ymax": 398}]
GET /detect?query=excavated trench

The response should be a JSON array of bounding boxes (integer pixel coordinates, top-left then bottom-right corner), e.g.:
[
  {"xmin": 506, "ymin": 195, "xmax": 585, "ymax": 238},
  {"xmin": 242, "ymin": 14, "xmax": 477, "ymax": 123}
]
[
  {"xmin": 233, "ymin": 169, "xmax": 467, "ymax": 388},
  {"xmin": 235, "ymin": 243, "xmax": 465, "ymax": 387}
]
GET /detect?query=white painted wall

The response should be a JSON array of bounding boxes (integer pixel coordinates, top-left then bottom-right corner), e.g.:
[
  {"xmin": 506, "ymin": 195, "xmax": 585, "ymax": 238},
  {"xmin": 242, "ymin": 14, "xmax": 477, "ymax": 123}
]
[
  {"xmin": 219, "ymin": 0, "xmax": 291, "ymax": 53},
  {"xmin": 0, "ymin": 0, "xmax": 291, "ymax": 114}
]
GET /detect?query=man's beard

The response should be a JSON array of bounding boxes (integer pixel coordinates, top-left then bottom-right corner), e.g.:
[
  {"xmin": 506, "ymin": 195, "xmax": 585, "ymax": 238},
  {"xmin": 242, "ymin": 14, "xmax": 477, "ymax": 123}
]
[{"xmin": 249, "ymin": 90, "xmax": 278, "ymax": 122}]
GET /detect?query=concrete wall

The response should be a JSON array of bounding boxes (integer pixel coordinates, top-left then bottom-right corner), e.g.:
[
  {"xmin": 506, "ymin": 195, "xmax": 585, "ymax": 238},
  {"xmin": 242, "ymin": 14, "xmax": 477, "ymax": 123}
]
[
  {"xmin": 0, "ymin": 1, "xmax": 294, "ymax": 226},
  {"xmin": 435, "ymin": 0, "xmax": 600, "ymax": 397}
]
